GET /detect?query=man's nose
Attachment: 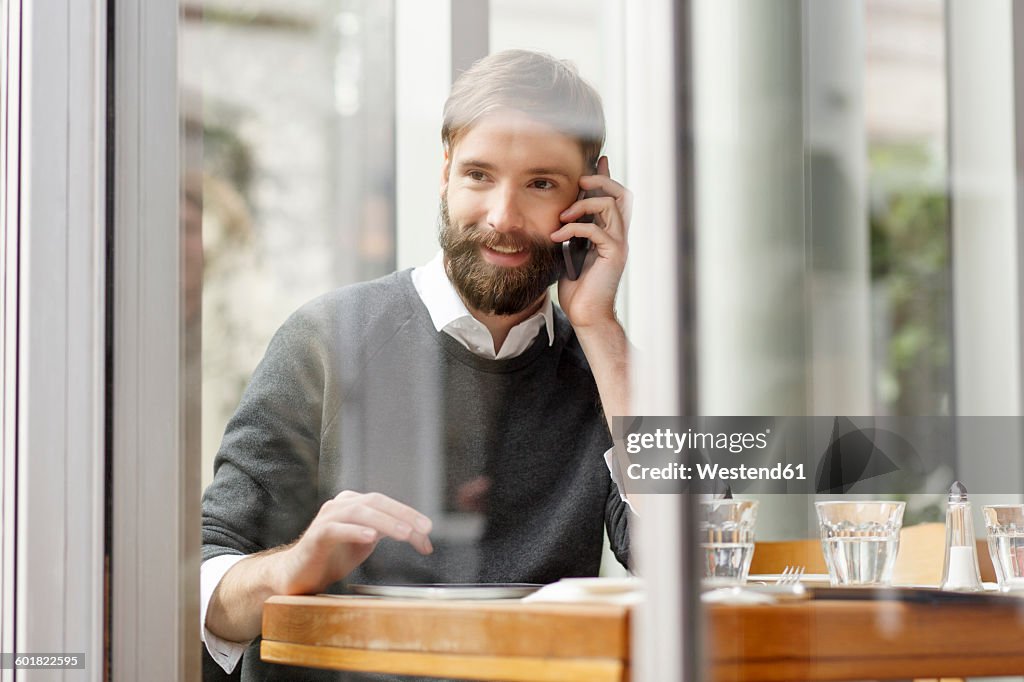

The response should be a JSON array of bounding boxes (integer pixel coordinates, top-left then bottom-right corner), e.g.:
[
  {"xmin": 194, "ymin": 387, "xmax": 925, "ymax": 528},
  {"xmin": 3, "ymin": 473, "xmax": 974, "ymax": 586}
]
[{"xmin": 486, "ymin": 186, "xmax": 524, "ymax": 233}]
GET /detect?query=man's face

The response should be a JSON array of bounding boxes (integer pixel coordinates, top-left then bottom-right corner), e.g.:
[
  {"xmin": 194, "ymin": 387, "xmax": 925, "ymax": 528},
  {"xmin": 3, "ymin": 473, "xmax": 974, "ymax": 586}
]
[{"xmin": 439, "ymin": 110, "xmax": 588, "ymax": 316}]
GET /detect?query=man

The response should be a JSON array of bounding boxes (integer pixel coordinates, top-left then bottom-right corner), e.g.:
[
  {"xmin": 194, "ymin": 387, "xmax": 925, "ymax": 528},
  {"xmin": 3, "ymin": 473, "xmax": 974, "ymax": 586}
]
[{"xmin": 201, "ymin": 49, "xmax": 634, "ymax": 679}]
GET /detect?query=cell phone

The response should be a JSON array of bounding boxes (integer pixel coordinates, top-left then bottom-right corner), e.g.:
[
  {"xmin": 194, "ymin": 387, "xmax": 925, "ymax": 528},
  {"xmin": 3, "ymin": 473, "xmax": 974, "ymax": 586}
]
[{"xmin": 559, "ymin": 189, "xmax": 594, "ymax": 281}]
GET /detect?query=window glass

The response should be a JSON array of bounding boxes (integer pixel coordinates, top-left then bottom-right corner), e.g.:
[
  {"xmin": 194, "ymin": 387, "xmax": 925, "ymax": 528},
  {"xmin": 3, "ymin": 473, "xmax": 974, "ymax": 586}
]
[
  {"xmin": 694, "ymin": 2, "xmax": 1024, "ymax": 678},
  {"xmin": 865, "ymin": 0, "xmax": 951, "ymax": 418},
  {"xmin": 184, "ymin": 3, "xmax": 635, "ymax": 679},
  {"xmin": 182, "ymin": 0, "xmax": 397, "ymax": 491}
]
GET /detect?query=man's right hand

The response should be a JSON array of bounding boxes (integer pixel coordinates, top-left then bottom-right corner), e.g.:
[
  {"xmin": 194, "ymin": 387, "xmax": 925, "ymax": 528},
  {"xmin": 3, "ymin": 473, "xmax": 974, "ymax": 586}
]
[
  {"xmin": 276, "ymin": 490, "xmax": 434, "ymax": 595},
  {"xmin": 205, "ymin": 490, "xmax": 433, "ymax": 643}
]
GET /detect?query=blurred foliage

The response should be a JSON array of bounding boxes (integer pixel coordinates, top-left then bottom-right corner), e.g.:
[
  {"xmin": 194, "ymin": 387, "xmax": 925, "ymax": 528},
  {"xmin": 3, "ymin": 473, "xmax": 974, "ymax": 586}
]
[
  {"xmin": 868, "ymin": 142, "xmax": 952, "ymax": 417},
  {"xmin": 891, "ymin": 492, "xmax": 945, "ymax": 527},
  {"xmin": 203, "ymin": 123, "xmax": 254, "ymax": 201}
]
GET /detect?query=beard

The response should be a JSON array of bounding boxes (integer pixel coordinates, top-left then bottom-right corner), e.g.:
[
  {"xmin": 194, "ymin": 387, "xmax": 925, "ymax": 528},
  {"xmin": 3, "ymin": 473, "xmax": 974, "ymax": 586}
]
[{"xmin": 437, "ymin": 196, "xmax": 559, "ymax": 316}]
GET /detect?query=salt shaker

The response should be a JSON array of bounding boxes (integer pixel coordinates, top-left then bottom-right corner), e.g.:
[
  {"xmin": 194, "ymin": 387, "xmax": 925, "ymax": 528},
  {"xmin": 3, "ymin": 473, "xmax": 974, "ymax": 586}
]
[{"xmin": 940, "ymin": 480, "xmax": 984, "ymax": 592}]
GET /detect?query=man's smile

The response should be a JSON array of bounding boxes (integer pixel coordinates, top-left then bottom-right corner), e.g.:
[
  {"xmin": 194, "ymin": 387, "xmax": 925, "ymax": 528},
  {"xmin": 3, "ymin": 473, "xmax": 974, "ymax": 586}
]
[{"xmin": 480, "ymin": 243, "xmax": 531, "ymax": 267}]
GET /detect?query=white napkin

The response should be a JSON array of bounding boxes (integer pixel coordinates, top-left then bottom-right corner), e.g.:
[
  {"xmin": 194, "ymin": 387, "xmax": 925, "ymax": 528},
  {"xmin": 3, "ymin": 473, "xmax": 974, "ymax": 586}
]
[
  {"xmin": 701, "ymin": 586, "xmax": 776, "ymax": 604},
  {"xmin": 523, "ymin": 577, "xmax": 644, "ymax": 605}
]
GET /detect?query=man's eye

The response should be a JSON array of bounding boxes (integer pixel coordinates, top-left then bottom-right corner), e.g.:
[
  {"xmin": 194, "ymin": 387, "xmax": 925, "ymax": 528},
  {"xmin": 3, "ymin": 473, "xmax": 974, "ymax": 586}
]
[
  {"xmin": 467, "ymin": 170, "xmax": 487, "ymax": 181},
  {"xmin": 531, "ymin": 179, "xmax": 555, "ymax": 190}
]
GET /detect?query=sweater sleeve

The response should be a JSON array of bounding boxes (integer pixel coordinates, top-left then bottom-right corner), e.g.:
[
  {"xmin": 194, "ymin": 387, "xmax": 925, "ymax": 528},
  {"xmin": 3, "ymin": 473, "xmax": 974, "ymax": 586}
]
[
  {"xmin": 604, "ymin": 478, "xmax": 634, "ymax": 570},
  {"xmin": 201, "ymin": 307, "xmax": 328, "ymax": 562}
]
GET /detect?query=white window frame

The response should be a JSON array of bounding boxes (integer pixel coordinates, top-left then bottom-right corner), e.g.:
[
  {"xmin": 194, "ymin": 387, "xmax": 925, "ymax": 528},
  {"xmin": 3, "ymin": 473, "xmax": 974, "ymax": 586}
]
[
  {"xmin": 947, "ymin": 0, "xmax": 1024, "ymax": 507},
  {"xmin": 110, "ymin": 1, "xmax": 200, "ymax": 680},
  {"xmin": 3, "ymin": 0, "xmax": 108, "ymax": 679},
  {"xmin": 0, "ymin": 0, "xmax": 22, "ymax": 674},
  {"xmin": 4, "ymin": 0, "xmax": 198, "ymax": 676},
  {"xmin": 624, "ymin": 0, "xmax": 685, "ymax": 680},
  {"xmin": 948, "ymin": 0, "xmax": 1022, "ymax": 418}
]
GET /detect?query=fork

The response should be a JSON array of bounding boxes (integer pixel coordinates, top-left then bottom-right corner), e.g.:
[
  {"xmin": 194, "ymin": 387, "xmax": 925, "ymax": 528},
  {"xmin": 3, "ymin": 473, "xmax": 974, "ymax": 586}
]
[{"xmin": 775, "ymin": 566, "xmax": 806, "ymax": 586}]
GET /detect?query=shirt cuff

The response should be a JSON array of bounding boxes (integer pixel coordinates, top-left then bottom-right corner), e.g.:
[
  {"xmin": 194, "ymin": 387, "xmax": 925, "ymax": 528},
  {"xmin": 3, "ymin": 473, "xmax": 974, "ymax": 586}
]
[
  {"xmin": 604, "ymin": 447, "xmax": 637, "ymax": 514},
  {"xmin": 201, "ymin": 554, "xmax": 252, "ymax": 674}
]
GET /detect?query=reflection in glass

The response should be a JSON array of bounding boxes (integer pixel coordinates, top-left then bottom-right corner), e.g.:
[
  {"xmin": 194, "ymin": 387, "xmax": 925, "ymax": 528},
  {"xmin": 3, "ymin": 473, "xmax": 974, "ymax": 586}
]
[{"xmin": 181, "ymin": 1, "xmax": 397, "ymax": 491}]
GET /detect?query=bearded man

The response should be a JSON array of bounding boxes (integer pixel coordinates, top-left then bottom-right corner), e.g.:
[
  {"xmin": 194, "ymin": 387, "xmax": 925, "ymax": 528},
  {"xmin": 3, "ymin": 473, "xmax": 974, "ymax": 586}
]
[{"xmin": 200, "ymin": 49, "xmax": 635, "ymax": 680}]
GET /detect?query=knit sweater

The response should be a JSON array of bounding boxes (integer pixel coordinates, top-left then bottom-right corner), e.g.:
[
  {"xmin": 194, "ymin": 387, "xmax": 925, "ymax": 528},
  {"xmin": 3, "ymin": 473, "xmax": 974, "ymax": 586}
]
[{"xmin": 201, "ymin": 269, "xmax": 632, "ymax": 679}]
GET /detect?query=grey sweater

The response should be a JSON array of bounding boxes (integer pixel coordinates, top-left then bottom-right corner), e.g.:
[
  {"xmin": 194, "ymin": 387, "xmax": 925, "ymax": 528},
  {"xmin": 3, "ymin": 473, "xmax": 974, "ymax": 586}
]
[{"xmin": 201, "ymin": 269, "xmax": 631, "ymax": 680}]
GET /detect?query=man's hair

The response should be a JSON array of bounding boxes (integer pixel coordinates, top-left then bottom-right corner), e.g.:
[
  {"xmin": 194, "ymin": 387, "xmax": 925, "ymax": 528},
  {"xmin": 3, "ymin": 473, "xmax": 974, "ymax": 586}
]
[{"xmin": 442, "ymin": 50, "xmax": 605, "ymax": 171}]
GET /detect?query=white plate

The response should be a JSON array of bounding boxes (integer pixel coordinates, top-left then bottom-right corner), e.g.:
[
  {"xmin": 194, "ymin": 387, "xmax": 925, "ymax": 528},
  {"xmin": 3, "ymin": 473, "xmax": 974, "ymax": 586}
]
[
  {"xmin": 348, "ymin": 583, "xmax": 542, "ymax": 600},
  {"xmin": 892, "ymin": 582, "xmax": 1000, "ymax": 591},
  {"xmin": 747, "ymin": 573, "xmax": 831, "ymax": 585}
]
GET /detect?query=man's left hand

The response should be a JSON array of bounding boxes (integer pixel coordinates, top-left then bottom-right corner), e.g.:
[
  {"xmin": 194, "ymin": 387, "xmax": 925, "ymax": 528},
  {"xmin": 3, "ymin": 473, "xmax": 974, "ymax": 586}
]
[{"xmin": 551, "ymin": 155, "xmax": 633, "ymax": 329}]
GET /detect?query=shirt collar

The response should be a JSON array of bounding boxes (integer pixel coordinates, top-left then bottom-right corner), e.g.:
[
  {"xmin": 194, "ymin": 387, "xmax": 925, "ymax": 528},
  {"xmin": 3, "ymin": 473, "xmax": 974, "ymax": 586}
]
[{"xmin": 411, "ymin": 250, "xmax": 555, "ymax": 346}]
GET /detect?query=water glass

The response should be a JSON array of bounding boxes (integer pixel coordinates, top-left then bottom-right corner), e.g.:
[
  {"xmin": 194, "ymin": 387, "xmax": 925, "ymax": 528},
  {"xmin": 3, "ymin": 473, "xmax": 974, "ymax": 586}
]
[
  {"xmin": 815, "ymin": 501, "xmax": 905, "ymax": 586},
  {"xmin": 983, "ymin": 505, "xmax": 1024, "ymax": 592},
  {"xmin": 699, "ymin": 499, "xmax": 759, "ymax": 585}
]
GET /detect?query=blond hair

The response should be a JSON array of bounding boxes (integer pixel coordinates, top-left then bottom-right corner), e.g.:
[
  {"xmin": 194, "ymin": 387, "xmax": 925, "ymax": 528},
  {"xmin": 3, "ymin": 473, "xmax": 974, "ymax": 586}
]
[{"xmin": 442, "ymin": 50, "xmax": 605, "ymax": 170}]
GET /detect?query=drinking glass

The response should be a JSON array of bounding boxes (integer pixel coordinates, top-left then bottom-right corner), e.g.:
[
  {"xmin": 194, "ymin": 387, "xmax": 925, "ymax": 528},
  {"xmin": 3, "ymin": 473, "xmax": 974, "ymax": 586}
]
[
  {"xmin": 698, "ymin": 499, "xmax": 759, "ymax": 585},
  {"xmin": 815, "ymin": 501, "xmax": 905, "ymax": 586},
  {"xmin": 982, "ymin": 504, "xmax": 1024, "ymax": 592}
]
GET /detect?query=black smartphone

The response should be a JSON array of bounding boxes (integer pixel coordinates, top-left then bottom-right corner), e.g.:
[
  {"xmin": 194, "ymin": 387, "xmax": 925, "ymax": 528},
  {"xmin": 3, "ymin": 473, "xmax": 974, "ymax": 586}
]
[{"xmin": 559, "ymin": 189, "xmax": 594, "ymax": 281}]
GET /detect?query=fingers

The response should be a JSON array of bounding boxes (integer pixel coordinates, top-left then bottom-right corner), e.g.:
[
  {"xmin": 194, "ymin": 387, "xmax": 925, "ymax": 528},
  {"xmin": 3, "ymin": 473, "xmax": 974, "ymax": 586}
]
[
  {"xmin": 578, "ymin": 174, "xmax": 625, "ymax": 197},
  {"xmin": 317, "ymin": 521, "xmax": 383, "ymax": 545},
  {"xmin": 579, "ymin": 157, "xmax": 633, "ymax": 227},
  {"xmin": 355, "ymin": 491, "xmax": 433, "ymax": 534},
  {"xmin": 560, "ymin": 195, "xmax": 618, "ymax": 220},
  {"xmin": 552, "ymin": 220, "xmax": 618, "ymax": 247},
  {"xmin": 550, "ymin": 221, "xmax": 627, "ymax": 266},
  {"xmin": 559, "ymin": 196, "xmax": 626, "ymax": 240},
  {"xmin": 318, "ymin": 491, "xmax": 434, "ymax": 555}
]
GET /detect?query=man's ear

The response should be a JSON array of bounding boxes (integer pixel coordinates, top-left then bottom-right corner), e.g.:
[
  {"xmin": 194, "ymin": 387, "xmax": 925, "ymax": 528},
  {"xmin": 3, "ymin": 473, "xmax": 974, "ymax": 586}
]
[{"xmin": 439, "ymin": 147, "xmax": 451, "ymax": 197}]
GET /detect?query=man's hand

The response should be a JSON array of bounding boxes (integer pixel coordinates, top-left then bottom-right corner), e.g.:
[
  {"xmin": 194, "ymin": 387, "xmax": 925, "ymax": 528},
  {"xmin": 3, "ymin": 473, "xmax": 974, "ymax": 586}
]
[
  {"xmin": 276, "ymin": 490, "xmax": 433, "ymax": 595},
  {"xmin": 551, "ymin": 155, "xmax": 633, "ymax": 330},
  {"xmin": 549, "ymin": 156, "xmax": 632, "ymax": 433},
  {"xmin": 205, "ymin": 490, "xmax": 432, "ymax": 643}
]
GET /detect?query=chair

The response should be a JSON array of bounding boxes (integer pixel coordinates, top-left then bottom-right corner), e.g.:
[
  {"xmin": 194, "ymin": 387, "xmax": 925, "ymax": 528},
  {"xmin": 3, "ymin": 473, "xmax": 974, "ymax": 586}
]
[
  {"xmin": 749, "ymin": 537, "xmax": 827, "ymax": 575},
  {"xmin": 892, "ymin": 522, "xmax": 996, "ymax": 585}
]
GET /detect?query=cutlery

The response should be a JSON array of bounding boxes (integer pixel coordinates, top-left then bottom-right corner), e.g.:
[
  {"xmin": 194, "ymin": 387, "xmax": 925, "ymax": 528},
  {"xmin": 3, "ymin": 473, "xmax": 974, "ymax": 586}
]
[{"xmin": 775, "ymin": 566, "xmax": 806, "ymax": 586}]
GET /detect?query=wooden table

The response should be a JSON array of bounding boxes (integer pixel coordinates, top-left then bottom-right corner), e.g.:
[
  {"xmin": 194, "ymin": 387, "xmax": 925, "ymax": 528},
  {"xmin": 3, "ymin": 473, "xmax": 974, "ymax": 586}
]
[
  {"xmin": 261, "ymin": 596, "xmax": 630, "ymax": 682},
  {"xmin": 261, "ymin": 593, "xmax": 1024, "ymax": 681},
  {"xmin": 708, "ymin": 598, "xmax": 1024, "ymax": 681}
]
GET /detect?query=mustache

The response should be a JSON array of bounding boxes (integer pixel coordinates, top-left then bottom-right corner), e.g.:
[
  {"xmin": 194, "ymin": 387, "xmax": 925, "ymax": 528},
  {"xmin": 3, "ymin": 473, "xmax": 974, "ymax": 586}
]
[{"xmin": 457, "ymin": 223, "xmax": 550, "ymax": 255}]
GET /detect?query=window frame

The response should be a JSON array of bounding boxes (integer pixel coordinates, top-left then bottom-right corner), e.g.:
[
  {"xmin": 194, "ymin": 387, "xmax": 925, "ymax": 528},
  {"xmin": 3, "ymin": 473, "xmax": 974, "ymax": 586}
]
[
  {"xmin": 3, "ymin": 0, "xmax": 109, "ymax": 677},
  {"xmin": 110, "ymin": 0, "xmax": 200, "ymax": 678}
]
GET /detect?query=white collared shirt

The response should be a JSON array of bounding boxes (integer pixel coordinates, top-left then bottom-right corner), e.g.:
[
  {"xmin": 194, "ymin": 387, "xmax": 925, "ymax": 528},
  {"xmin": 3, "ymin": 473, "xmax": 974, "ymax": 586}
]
[
  {"xmin": 410, "ymin": 250, "xmax": 555, "ymax": 359},
  {"xmin": 202, "ymin": 251, "xmax": 563, "ymax": 673}
]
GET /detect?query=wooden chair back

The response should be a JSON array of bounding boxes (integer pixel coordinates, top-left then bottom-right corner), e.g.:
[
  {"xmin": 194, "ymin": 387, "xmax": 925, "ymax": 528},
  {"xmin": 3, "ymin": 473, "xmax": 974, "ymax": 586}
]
[
  {"xmin": 749, "ymin": 538, "xmax": 827, "ymax": 575},
  {"xmin": 892, "ymin": 522, "xmax": 997, "ymax": 585},
  {"xmin": 892, "ymin": 522, "xmax": 944, "ymax": 585}
]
